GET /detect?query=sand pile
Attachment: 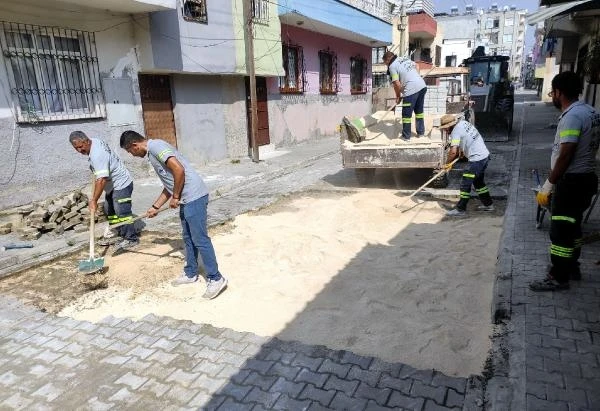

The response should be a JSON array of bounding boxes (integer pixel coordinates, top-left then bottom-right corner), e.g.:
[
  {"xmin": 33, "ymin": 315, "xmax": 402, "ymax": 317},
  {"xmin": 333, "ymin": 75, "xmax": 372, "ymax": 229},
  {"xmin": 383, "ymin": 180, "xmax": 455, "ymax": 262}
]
[{"xmin": 59, "ymin": 190, "xmax": 502, "ymax": 376}]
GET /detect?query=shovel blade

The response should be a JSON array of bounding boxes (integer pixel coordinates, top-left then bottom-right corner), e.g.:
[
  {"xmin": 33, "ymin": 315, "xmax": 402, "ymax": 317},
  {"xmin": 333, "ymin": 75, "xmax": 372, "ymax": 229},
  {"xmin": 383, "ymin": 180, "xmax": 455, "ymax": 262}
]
[{"xmin": 78, "ymin": 257, "xmax": 105, "ymax": 274}]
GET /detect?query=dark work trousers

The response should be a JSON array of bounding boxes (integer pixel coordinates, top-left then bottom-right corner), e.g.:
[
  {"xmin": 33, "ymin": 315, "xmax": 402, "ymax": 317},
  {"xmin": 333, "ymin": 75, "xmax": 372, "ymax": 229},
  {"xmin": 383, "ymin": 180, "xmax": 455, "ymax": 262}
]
[
  {"xmin": 456, "ymin": 157, "xmax": 493, "ymax": 211},
  {"xmin": 549, "ymin": 173, "xmax": 598, "ymax": 283},
  {"xmin": 401, "ymin": 87, "xmax": 427, "ymax": 139},
  {"xmin": 104, "ymin": 182, "xmax": 138, "ymax": 242}
]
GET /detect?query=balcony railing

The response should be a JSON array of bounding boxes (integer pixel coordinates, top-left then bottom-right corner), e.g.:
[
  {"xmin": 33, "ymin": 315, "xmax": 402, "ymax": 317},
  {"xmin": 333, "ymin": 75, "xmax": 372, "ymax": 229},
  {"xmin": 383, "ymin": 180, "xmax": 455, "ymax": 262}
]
[{"xmin": 336, "ymin": 0, "xmax": 393, "ymax": 22}]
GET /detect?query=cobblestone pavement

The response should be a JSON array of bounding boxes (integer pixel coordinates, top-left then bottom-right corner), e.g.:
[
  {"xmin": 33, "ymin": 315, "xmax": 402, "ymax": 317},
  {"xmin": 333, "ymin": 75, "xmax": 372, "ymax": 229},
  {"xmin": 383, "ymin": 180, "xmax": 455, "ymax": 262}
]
[
  {"xmin": 0, "ymin": 136, "xmax": 485, "ymax": 409},
  {"xmin": 486, "ymin": 96, "xmax": 600, "ymax": 411},
  {"xmin": 0, "ymin": 295, "xmax": 477, "ymax": 410}
]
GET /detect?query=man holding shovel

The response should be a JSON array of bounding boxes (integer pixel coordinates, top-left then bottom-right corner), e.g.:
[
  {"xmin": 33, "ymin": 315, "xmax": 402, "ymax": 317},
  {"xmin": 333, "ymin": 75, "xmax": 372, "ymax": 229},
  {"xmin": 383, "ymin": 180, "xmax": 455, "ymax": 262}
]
[
  {"xmin": 119, "ymin": 131, "xmax": 227, "ymax": 300},
  {"xmin": 383, "ymin": 51, "xmax": 427, "ymax": 141},
  {"xmin": 70, "ymin": 131, "xmax": 139, "ymax": 253},
  {"xmin": 438, "ymin": 114, "xmax": 494, "ymax": 216}
]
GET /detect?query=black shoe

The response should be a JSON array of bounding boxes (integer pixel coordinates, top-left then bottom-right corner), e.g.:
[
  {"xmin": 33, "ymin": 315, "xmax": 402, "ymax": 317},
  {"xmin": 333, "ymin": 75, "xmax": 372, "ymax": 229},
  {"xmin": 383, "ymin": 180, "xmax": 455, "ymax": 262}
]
[{"xmin": 529, "ymin": 277, "xmax": 570, "ymax": 291}]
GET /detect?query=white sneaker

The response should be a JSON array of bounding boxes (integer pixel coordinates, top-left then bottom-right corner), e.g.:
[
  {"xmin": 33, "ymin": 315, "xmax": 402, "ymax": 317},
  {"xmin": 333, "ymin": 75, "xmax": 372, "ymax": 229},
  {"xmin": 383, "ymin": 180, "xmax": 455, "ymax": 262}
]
[
  {"xmin": 446, "ymin": 208, "xmax": 466, "ymax": 217},
  {"xmin": 477, "ymin": 204, "xmax": 495, "ymax": 211},
  {"xmin": 103, "ymin": 226, "xmax": 117, "ymax": 239},
  {"xmin": 203, "ymin": 276, "xmax": 228, "ymax": 299},
  {"xmin": 171, "ymin": 274, "xmax": 198, "ymax": 286}
]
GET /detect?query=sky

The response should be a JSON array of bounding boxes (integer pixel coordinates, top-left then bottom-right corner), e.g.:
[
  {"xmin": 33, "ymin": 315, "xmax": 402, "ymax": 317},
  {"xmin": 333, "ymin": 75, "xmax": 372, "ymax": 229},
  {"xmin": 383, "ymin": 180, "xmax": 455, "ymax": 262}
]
[{"xmin": 430, "ymin": 0, "xmax": 542, "ymax": 52}]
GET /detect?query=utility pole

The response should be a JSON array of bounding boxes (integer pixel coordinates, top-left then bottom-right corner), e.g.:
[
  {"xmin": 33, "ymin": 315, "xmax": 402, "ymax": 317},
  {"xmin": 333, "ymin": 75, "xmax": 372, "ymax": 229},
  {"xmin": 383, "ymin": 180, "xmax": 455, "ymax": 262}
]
[
  {"xmin": 398, "ymin": 0, "xmax": 408, "ymax": 57},
  {"xmin": 243, "ymin": 0, "xmax": 260, "ymax": 162}
]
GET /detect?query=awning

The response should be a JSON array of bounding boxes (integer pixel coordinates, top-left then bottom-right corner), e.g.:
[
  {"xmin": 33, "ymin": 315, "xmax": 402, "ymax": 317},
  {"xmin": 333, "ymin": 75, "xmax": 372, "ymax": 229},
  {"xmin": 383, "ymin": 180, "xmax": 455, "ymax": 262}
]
[{"xmin": 526, "ymin": 0, "xmax": 593, "ymax": 25}]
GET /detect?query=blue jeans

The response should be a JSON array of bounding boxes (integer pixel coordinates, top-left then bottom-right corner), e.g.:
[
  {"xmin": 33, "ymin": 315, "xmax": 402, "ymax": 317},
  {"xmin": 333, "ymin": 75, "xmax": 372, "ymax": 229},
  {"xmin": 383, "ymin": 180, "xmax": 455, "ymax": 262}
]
[
  {"xmin": 105, "ymin": 182, "xmax": 138, "ymax": 241},
  {"xmin": 456, "ymin": 157, "xmax": 493, "ymax": 210},
  {"xmin": 401, "ymin": 87, "xmax": 427, "ymax": 139},
  {"xmin": 180, "ymin": 195, "xmax": 222, "ymax": 281}
]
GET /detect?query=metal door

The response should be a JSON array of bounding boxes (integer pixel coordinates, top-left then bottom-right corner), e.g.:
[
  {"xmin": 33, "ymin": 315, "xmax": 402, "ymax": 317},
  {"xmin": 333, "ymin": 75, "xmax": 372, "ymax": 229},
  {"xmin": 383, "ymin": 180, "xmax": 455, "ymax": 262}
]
[
  {"xmin": 246, "ymin": 76, "xmax": 270, "ymax": 146},
  {"xmin": 139, "ymin": 74, "xmax": 177, "ymax": 147}
]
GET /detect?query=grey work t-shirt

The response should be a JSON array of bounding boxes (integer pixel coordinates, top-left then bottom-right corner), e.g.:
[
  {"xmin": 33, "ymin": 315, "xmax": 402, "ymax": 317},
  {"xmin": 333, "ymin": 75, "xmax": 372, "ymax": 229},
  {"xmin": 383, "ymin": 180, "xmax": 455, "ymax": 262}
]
[
  {"xmin": 88, "ymin": 138, "xmax": 132, "ymax": 193},
  {"xmin": 551, "ymin": 101, "xmax": 600, "ymax": 173},
  {"xmin": 147, "ymin": 139, "xmax": 208, "ymax": 204},
  {"xmin": 449, "ymin": 120, "xmax": 490, "ymax": 161},
  {"xmin": 388, "ymin": 57, "xmax": 426, "ymax": 97}
]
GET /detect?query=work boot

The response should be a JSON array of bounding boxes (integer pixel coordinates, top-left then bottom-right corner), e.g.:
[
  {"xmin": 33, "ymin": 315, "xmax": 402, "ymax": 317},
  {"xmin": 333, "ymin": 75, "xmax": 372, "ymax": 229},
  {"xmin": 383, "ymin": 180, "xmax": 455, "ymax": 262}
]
[
  {"xmin": 529, "ymin": 276, "xmax": 569, "ymax": 291},
  {"xmin": 171, "ymin": 274, "xmax": 198, "ymax": 287},
  {"xmin": 203, "ymin": 276, "xmax": 228, "ymax": 299},
  {"xmin": 477, "ymin": 204, "xmax": 495, "ymax": 211},
  {"xmin": 446, "ymin": 208, "xmax": 466, "ymax": 217},
  {"xmin": 112, "ymin": 239, "xmax": 140, "ymax": 255}
]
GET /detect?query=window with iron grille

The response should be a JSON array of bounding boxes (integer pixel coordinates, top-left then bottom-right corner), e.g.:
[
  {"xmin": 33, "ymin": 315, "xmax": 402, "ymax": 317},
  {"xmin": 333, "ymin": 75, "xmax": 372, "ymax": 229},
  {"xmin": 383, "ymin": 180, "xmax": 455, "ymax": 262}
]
[
  {"xmin": 319, "ymin": 49, "xmax": 338, "ymax": 94},
  {"xmin": 0, "ymin": 22, "xmax": 104, "ymax": 123},
  {"xmin": 372, "ymin": 46, "xmax": 387, "ymax": 64},
  {"xmin": 252, "ymin": 0, "xmax": 269, "ymax": 23},
  {"xmin": 350, "ymin": 56, "xmax": 368, "ymax": 94},
  {"xmin": 182, "ymin": 0, "xmax": 208, "ymax": 23},
  {"xmin": 279, "ymin": 43, "xmax": 306, "ymax": 93},
  {"xmin": 372, "ymin": 73, "xmax": 389, "ymax": 88}
]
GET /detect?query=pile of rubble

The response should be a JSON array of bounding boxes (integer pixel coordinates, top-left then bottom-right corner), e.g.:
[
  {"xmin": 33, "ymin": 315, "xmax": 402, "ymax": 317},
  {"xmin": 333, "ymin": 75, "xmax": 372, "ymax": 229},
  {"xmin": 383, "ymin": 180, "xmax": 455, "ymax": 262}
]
[{"xmin": 1, "ymin": 191, "xmax": 106, "ymax": 240}]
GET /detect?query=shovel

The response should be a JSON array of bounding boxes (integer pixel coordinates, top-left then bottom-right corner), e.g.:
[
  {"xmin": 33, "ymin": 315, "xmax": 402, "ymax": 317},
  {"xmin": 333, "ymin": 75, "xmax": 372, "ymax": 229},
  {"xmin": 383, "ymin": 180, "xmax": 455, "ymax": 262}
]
[
  {"xmin": 79, "ymin": 176, "xmax": 104, "ymax": 275},
  {"xmin": 395, "ymin": 158, "xmax": 460, "ymax": 213},
  {"xmin": 107, "ymin": 206, "xmax": 168, "ymax": 231}
]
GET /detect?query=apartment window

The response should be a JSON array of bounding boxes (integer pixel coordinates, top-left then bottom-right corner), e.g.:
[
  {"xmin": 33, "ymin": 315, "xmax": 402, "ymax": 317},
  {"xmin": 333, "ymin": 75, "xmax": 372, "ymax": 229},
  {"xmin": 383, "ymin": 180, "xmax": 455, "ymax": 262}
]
[
  {"xmin": 0, "ymin": 22, "xmax": 104, "ymax": 122},
  {"xmin": 503, "ymin": 34, "xmax": 513, "ymax": 43},
  {"xmin": 279, "ymin": 43, "xmax": 306, "ymax": 93},
  {"xmin": 445, "ymin": 55, "xmax": 457, "ymax": 67},
  {"xmin": 372, "ymin": 46, "xmax": 387, "ymax": 64},
  {"xmin": 251, "ymin": 0, "xmax": 269, "ymax": 23},
  {"xmin": 505, "ymin": 17, "xmax": 514, "ymax": 26},
  {"xmin": 372, "ymin": 73, "xmax": 389, "ymax": 88},
  {"xmin": 319, "ymin": 48, "xmax": 338, "ymax": 94},
  {"xmin": 182, "ymin": 0, "xmax": 207, "ymax": 23},
  {"xmin": 350, "ymin": 56, "xmax": 368, "ymax": 94},
  {"xmin": 485, "ymin": 18, "xmax": 494, "ymax": 29},
  {"xmin": 494, "ymin": 19, "xmax": 500, "ymax": 28}
]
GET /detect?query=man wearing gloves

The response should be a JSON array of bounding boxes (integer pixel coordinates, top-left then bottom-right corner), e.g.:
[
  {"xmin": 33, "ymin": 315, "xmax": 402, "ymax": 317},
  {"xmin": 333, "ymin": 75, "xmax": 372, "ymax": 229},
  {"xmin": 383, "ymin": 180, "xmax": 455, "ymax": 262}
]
[
  {"xmin": 439, "ymin": 114, "xmax": 494, "ymax": 216},
  {"xmin": 530, "ymin": 71, "xmax": 600, "ymax": 291},
  {"xmin": 383, "ymin": 51, "xmax": 427, "ymax": 140}
]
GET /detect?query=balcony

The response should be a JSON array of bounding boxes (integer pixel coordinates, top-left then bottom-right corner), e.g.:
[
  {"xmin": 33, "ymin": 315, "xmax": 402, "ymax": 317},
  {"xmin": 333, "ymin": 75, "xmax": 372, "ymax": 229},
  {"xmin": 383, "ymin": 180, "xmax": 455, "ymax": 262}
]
[
  {"xmin": 408, "ymin": 12, "xmax": 436, "ymax": 39},
  {"xmin": 57, "ymin": 0, "xmax": 175, "ymax": 13}
]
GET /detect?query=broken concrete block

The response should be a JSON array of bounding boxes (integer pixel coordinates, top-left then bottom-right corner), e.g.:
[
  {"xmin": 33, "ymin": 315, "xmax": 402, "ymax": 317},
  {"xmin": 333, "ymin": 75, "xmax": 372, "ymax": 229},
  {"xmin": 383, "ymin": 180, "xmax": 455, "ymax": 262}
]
[
  {"xmin": 61, "ymin": 198, "xmax": 73, "ymax": 209},
  {"xmin": 48, "ymin": 209, "xmax": 63, "ymax": 223},
  {"xmin": 74, "ymin": 224, "xmax": 87, "ymax": 233},
  {"xmin": 16, "ymin": 205, "xmax": 34, "ymax": 214},
  {"xmin": 0, "ymin": 222, "xmax": 11, "ymax": 230},
  {"xmin": 29, "ymin": 208, "xmax": 48, "ymax": 220},
  {"xmin": 42, "ymin": 222, "xmax": 58, "ymax": 231},
  {"xmin": 63, "ymin": 210, "xmax": 79, "ymax": 220},
  {"xmin": 54, "ymin": 226, "xmax": 64, "ymax": 235},
  {"xmin": 62, "ymin": 220, "xmax": 79, "ymax": 230},
  {"xmin": 55, "ymin": 215, "xmax": 65, "ymax": 224},
  {"xmin": 21, "ymin": 231, "xmax": 41, "ymax": 240},
  {"xmin": 74, "ymin": 202, "xmax": 87, "ymax": 212},
  {"xmin": 0, "ymin": 227, "xmax": 11, "ymax": 235}
]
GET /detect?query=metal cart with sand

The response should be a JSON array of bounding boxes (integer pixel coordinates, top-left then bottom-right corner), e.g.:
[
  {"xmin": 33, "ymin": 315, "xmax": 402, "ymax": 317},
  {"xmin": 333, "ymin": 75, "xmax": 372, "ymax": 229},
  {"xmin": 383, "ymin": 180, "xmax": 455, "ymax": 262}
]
[{"xmin": 340, "ymin": 66, "xmax": 472, "ymax": 188}]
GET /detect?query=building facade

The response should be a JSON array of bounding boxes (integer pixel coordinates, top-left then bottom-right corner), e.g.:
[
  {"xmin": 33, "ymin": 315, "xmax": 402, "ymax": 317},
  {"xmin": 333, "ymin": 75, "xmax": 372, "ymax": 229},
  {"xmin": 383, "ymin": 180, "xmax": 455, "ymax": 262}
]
[
  {"xmin": 0, "ymin": 0, "xmax": 282, "ymax": 209},
  {"xmin": 436, "ymin": 4, "xmax": 527, "ymax": 80},
  {"xmin": 271, "ymin": 0, "xmax": 390, "ymax": 142}
]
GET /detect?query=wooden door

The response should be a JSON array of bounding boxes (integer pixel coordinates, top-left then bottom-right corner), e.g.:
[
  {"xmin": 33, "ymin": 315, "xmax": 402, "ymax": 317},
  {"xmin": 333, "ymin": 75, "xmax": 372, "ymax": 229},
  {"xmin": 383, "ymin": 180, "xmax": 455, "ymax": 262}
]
[
  {"xmin": 245, "ymin": 76, "xmax": 270, "ymax": 146},
  {"xmin": 138, "ymin": 74, "xmax": 177, "ymax": 147}
]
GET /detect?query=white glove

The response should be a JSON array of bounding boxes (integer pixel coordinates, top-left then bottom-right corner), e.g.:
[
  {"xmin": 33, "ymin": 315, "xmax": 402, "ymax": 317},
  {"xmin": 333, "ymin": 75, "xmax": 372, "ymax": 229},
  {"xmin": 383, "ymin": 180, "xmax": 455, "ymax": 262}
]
[
  {"xmin": 540, "ymin": 179, "xmax": 554, "ymax": 194},
  {"xmin": 536, "ymin": 179, "xmax": 554, "ymax": 207}
]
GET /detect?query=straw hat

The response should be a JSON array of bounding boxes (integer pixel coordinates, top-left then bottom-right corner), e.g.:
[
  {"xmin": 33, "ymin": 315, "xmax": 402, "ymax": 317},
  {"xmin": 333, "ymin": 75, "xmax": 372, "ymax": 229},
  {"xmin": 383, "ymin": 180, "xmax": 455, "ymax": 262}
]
[{"xmin": 438, "ymin": 114, "xmax": 458, "ymax": 129}]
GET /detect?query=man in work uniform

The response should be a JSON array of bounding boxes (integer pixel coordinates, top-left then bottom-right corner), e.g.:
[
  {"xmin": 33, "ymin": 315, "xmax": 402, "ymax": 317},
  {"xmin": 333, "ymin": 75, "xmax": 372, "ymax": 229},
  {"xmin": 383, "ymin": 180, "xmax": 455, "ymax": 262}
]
[
  {"xmin": 383, "ymin": 51, "xmax": 427, "ymax": 140},
  {"xmin": 70, "ymin": 131, "xmax": 139, "ymax": 252},
  {"xmin": 119, "ymin": 131, "xmax": 227, "ymax": 300},
  {"xmin": 439, "ymin": 114, "xmax": 494, "ymax": 216},
  {"xmin": 530, "ymin": 71, "xmax": 600, "ymax": 291}
]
